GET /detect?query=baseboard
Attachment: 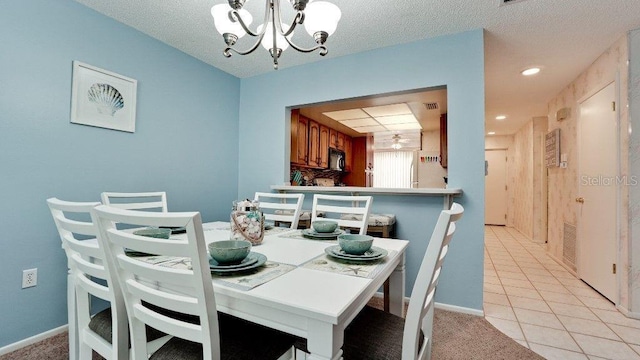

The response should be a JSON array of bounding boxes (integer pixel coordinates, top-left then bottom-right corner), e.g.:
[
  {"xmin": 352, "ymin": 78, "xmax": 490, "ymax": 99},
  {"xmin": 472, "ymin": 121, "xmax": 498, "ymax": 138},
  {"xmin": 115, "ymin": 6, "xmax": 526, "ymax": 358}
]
[
  {"xmin": 0, "ymin": 324, "xmax": 67, "ymax": 356},
  {"xmin": 435, "ymin": 302, "xmax": 485, "ymax": 317},
  {"xmin": 617, "ymin": 305, "xmax": 640, "ymax": 320},
  {"xmin": 372, "ymin": 292, "xmax": 484, "ymax": 317}
]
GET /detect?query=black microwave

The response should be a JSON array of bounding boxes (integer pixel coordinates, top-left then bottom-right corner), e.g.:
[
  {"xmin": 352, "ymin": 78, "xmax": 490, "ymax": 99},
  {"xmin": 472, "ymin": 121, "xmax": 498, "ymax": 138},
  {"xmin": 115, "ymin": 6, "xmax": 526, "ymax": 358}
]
[{"xmin": 328, "ymin": 148, "xmax": 345, "ymax": 171}]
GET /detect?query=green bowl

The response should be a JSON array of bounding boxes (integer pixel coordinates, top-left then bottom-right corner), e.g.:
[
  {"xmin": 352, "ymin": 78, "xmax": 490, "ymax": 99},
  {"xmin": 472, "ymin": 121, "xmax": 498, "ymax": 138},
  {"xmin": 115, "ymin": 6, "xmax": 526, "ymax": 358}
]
[
  {"xmin": 208, "ymin": 240, "xmax": 252, "ymax": 264},
  {"xmin": 312, "ymin": 220, "xmax": 339, "ymax": 233},
  {"xmin": 338, "ymin": 234, "xmax": 374, "ymax": 255},
  {"xmin": 133, "ymin": 227, "xmax": 172, "ymax": 239}
]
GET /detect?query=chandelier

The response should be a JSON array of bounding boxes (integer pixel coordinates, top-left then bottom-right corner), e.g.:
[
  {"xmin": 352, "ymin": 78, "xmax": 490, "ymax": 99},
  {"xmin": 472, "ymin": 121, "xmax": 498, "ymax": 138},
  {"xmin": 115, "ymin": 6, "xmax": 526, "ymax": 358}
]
[{"xmin": 211, "ymin": 0, "xmax": 341, "ymax": 69}]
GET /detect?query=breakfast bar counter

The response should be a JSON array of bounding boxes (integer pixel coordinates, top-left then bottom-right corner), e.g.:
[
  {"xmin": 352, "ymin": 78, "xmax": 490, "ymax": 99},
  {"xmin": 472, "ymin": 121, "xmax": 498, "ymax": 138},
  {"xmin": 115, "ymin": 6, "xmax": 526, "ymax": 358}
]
[{"xmin": 271, "ymin": 185, "xmax": 462, "ymax": 209}]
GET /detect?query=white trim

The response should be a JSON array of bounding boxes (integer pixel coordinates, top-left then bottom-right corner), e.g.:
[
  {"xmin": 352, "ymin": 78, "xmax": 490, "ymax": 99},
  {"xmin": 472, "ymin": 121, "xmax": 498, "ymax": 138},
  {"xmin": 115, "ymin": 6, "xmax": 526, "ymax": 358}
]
[
  {"xmin": 372, "ymin": 292, "xmax": 484, "ymax": 317},
  {"xmin": 617, "ymin": 305, "xmax": 640, "ymax": 320},
  {"xmin": 0, "ymin": 325, "xmax": 68, "ymax": 356},
  {"xmin": 435, "ymin": 302, "xmax": 484, "ymax": 317}
]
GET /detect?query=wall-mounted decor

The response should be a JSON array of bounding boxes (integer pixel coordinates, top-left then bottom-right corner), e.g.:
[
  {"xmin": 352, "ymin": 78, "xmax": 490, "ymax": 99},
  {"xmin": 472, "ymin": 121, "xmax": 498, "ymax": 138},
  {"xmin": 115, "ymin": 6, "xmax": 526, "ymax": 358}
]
[
  {"xmin": 545, "ymin": 128, "xmax": 560, "ymax": 167},
  {"xmin": 70, "ymin": 61, "xmax": 137, "ymax": 132}
]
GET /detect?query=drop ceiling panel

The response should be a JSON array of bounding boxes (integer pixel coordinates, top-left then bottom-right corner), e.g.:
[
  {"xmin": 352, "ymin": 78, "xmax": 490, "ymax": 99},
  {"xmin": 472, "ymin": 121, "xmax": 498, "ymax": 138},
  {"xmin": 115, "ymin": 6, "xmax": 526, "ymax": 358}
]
[
  {"xmin": 374, "ymin": 114, "xmax": 419, "ymax": 125},
  {"xmin": 363, "ymin": 103, "xmax": 412, "ymax": 117},
  {"xmin": 338, "ymin": 118, "xmax": 379, "ymax": 127},
  {"xmin": 323, "ymin": 109, "xmax": 370, "ymax": 121}
]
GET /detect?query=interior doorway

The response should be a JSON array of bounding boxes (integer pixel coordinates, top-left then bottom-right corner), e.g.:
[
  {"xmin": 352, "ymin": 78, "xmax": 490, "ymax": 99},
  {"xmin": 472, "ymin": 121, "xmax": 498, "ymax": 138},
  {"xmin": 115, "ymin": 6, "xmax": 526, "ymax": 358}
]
[
  {"xmin": 485, "ymin": 149, "xmax": 508, "ymax": 225},
  {"xmin": 577, "ymin": 81, "xmax": 618, "ymax": 302}
]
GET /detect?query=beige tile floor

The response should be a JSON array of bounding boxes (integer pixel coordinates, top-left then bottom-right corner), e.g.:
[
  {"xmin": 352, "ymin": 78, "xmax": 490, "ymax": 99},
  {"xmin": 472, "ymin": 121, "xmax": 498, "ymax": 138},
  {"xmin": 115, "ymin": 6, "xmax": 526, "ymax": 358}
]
[{"xmin": 484, "ymin": 226, "xmax": 640, "ymax": 360}]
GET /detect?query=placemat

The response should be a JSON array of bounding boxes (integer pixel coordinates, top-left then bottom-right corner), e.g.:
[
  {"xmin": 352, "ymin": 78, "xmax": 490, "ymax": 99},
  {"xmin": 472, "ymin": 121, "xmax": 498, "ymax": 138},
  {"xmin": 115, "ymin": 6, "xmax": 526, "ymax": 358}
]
[
  {"xmin": 137, "ymin": 255, "xmax": 295, "ymax": 291},
  {"xmin": 301, "ymin": 250, "xmax": 397, "ymax": 279},
  {"xmin": 278, "ymin": 230, "xmax": 338, "ymax": 242}
]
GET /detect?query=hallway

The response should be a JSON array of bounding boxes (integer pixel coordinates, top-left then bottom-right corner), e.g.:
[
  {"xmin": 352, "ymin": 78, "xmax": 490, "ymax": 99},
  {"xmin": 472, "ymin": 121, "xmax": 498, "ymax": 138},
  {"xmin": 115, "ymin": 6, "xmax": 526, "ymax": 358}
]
[{"xmin": 484, "ymin": 226, "xmax": 640, "ymax": 359}]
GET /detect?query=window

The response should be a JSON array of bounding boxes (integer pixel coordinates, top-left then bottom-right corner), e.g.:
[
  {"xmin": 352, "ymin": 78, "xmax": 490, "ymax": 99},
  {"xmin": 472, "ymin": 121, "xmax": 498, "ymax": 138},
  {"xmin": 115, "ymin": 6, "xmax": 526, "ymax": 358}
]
[{"xmin": 373, "ymin": 151, "xmax": 414, "ymax": 188}]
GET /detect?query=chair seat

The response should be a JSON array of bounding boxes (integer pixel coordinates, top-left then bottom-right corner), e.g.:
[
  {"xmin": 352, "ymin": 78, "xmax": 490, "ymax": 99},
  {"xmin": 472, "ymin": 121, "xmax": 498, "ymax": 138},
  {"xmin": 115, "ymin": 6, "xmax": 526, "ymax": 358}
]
[
  {"xmin": 150, "ymin": 313, "xmax": 297, "ymax": 360},
  {"xmin": 340, "ymin": 213, "xmax": 396, "ymax": 226},
  {"xmin": 295, "ymin": 306, "xmax": 421, "ymax": 359},
  {"xmin": 89, "ymin": 307, "xmax": 167, "ymax": 346}
]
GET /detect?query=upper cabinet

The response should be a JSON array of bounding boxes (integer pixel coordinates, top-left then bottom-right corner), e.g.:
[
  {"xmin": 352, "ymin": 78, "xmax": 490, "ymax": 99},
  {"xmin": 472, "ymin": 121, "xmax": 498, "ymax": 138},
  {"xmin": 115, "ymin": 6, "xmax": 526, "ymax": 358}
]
[
  {"xmin": 344, "ymin": 136, "xmax": 352, "ymax": 172},
  {"xmin": 318, "ymin": 125, "xmax": 330, "ymax": 168},
  {"xmin": 290, "ymin": 109, "xmax": 309, "ymax": 165},
  {"xmin": 329, "ymin": 129, "xmax": 346, "ymax": 151},
  {"xmin": 291, "ymin": 110, "xmax": 352, "ymax": 170}
]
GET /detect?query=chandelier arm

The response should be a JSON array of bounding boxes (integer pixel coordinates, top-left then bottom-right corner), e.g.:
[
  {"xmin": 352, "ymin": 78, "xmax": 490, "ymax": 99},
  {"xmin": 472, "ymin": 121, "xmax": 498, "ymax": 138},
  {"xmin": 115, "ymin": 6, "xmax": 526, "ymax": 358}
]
[
  {"xmin": 284, "ymin": 37, "xmax": 328, "ymax": 55},
  {"xmin": 223, "ymin": 32, "xmax": 267, "ymax": 57}
]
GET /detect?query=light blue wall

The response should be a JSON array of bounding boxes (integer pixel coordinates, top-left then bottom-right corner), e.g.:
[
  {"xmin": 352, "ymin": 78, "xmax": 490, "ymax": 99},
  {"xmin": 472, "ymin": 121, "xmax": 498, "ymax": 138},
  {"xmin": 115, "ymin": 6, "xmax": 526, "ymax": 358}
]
[
  {"xmin": 238, "ymin": 31, "xmax": 486, "ymax": 309},
  {"xmin": 0, "ymin": 1, "xmax": 240, "ymax": 347}
]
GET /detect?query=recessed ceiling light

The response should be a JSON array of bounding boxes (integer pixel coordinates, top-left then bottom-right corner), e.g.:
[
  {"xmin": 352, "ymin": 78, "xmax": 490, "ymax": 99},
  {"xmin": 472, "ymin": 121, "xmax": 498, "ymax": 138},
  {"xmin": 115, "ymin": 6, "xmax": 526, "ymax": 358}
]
[
  {"xmin": 521, "ymin": 67, "xmax": 541, "ymax": 76},
  {"xmin": 488, "ymin": 131, "xmax": 496, "ymax": 135},
  {"xmin": 495, "ymin": 115, "xmax": 507, "ymax": 120}
]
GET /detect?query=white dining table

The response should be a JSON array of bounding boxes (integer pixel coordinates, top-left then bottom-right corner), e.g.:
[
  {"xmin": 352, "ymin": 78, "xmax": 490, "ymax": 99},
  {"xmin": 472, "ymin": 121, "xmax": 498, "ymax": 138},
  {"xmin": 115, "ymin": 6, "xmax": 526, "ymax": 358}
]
[{"xmin": 67, "ymin": 221, "xmax": 408, "ymax": 360}]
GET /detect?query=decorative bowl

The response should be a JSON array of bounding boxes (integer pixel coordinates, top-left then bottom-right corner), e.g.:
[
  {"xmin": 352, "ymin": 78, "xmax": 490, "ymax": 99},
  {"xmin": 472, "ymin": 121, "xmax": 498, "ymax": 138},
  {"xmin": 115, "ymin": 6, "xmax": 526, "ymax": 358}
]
[
  {"xmin": 312, "ymin": 220, "xmax": 339, "ymax": 233},
  {"xmin": 338, "ymin": 234, "xmax": 374, "ymax": 255},
  {"xmin": 133, "ymin": 227, "xmax": 172, "ymax": 239},
  {"xmin": 208, "ymin": 240, "xmax": 252, "ymax": 264}
]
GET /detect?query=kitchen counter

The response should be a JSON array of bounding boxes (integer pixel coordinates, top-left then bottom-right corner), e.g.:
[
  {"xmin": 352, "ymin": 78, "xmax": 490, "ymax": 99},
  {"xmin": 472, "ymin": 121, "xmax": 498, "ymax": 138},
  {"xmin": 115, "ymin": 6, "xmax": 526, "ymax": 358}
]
[{"xmin": 271, "ymin": 185, "xmax": 462, "ymax": 208}]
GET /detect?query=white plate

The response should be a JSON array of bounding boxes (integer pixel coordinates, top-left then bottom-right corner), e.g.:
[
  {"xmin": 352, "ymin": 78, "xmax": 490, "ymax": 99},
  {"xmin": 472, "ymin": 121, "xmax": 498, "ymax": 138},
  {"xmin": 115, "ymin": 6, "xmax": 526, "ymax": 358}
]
[
  {"xmin": 209, "ymin": 252, "xmax": 267, "ymax": 273},
  {"xmin": 301, "ymin": 228, "xmax": 344, "ymax": 239},
  {"xmin": 324, "ymin": 245, "xmax": 388, "ymax": 261}
]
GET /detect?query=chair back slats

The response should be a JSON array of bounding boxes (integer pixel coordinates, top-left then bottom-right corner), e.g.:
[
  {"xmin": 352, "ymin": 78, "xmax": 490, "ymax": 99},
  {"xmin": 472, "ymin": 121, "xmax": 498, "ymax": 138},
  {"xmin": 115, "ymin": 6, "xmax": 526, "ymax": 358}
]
[
  {"xmin": 64, "ymin": 236, "xmax": 103, "ymax": 259},
  {"xmin": 311, "ymin": 194, "xmax": 373, "ymax": 235},
  {"xmin": 133, "ymin": 304, "xmax": 203, "ymax": 343},
  {"xmin": 46, "ymin": 197, "xmax": 130, "ymax": 360},
  {"xmin": 254, "ymin": 192, "xmax": 304, "ymax": 229},
  {"xmin": 92, "ymin": 205, "xmax": 221, "ymax": 359},
  {"xmin": 101, "ymin": 192, "xmax": 168, "ymax": 212},
  {"xmin": 118, "ymin": 254, "xmax": 197, "ymax": 288},
  {"xmin": 75, "ymin": 271, "xmax": 112, "ymax": 301},
  {"xmin": 402, "ymin": 203, "xmax": 463, "ymax": 360},
  {"xmin": 109, "ymin": 229, "xmax": 191, "ymax": 258}
]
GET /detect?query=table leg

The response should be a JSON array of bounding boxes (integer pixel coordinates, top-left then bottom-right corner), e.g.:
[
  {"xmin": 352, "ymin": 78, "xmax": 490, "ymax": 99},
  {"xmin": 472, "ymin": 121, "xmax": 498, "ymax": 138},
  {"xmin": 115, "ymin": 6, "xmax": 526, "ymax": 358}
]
[
  {"xmin": 67, "ymin": 271, "xmax": 78, "ymax": 360},
  {"xmin": 305, "ymin": 320, "xmax": 344, "ymax": 360},
  {"xmin": 386, "ymin": 253, "xmax": 406, "ymax": 317}
]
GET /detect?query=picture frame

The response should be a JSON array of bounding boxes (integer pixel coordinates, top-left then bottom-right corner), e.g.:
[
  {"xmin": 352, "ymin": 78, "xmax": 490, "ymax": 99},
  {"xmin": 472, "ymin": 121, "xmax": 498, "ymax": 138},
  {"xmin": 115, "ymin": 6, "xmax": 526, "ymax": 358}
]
[{"xmin": 70, "ymin": 61, "xmax": 137, "ymax": 133}]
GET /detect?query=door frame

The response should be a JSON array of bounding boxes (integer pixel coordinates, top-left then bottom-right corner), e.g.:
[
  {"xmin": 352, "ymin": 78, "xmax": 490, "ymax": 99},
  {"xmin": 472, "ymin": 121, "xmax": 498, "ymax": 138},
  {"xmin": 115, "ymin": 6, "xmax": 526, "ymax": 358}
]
[{"xmin": 575, "ymin": 78, "xmax": 621, "ymax": 304}]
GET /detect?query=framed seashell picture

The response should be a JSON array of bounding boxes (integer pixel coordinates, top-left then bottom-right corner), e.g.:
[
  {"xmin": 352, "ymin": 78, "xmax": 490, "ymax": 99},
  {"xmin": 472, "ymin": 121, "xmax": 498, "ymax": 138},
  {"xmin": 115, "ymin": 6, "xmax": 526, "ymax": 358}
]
[{"xmin": 70, "ymin": 61, "xmax": 137, "ymax": 132}]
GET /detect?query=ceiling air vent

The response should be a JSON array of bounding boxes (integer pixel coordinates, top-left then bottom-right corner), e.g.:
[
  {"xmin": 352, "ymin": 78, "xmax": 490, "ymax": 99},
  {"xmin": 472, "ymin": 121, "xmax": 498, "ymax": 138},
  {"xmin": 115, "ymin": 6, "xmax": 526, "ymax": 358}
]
[{"xmin": 424, "ymin": 102, "xmax": 439, "ymax": 111}]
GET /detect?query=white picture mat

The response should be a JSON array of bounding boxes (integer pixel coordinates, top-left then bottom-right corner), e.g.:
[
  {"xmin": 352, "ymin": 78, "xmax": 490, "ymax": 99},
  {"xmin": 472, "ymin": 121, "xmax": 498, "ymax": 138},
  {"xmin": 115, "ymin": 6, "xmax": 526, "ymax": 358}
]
[{"xmin": 70, "ymin": 61, "xmax": 137, "ymax": 133}]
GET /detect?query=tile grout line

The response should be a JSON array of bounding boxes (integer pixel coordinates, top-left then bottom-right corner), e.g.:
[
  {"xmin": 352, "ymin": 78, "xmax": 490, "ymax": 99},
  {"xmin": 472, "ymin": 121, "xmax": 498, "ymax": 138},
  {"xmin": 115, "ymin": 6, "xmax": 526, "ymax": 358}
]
[{"xmin": 486, "ymin": 225, "xmax": 640, "ymax": 359}]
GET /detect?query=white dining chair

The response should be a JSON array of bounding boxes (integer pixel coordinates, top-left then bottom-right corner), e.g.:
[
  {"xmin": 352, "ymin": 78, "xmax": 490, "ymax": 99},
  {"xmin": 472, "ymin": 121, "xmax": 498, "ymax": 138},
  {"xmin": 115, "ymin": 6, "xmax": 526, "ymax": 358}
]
[
  {"xmin": 91, "ymin": 205, "xmax": 298, "ymax": 360},
  {"xmin": 296, "ymin": 203, "xmax": 464, "ymax": 360},
  {"xmin": 101, "ymin": 191, "xmax": 168, "ymax": 212},
  {"xmin": 254, "ymin": 192, "xmax": 304, "ymax": 229},
  {"xmin": 311, "ymin": 194, "xmax": 373, "ymax": 235},
  {"xmin": 46, "ymin": 198, "xmax": 169, "ymax": 360}
]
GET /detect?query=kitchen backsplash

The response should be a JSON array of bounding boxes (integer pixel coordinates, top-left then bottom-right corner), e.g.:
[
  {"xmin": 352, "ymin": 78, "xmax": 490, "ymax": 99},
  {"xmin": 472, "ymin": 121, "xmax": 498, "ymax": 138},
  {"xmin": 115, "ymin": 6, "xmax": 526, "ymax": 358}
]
[{"xmin": 290, "ymin": 165, "xmax": 344, "ymax": 186}]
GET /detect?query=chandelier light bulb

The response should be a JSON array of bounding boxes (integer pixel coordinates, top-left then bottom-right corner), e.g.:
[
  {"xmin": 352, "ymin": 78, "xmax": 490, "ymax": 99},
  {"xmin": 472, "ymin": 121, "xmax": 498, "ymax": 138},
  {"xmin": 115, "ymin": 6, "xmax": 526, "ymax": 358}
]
[
  {"xmin": 304, "ymin": 1, "xmax": 341, "ymax": 37},
  {"xmin": 258, "ymin": 22, "xmax": 291, "ymax": 52},
  {"xmin": 211, "ymin": 5, "xmax": 253, "ymax": 38}
]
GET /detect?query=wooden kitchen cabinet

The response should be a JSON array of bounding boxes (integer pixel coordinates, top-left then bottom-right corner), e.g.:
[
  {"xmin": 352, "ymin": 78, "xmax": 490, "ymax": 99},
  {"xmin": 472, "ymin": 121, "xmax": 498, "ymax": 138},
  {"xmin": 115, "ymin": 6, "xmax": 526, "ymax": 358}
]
[
  {"xmin": 308, "ymin": 120, "xmax": 320, "ymax": 167},
  {"xmin": 329, "ymin": 129, "xmax": 338, "ymax": 149},
  {"xmin": 337, "ymin": 132, "xmax": 345, "ymax": 150},
  {"xmin": 319, "ymin": 125, "xmax": 329, "ymax": 168},
  {"xmin": 290, "ymin": 109, "xmax": 308, "ymax": 165},
  {"xmin": 440, "ymin": 113, "xmax": 448, "ymax": 168}
]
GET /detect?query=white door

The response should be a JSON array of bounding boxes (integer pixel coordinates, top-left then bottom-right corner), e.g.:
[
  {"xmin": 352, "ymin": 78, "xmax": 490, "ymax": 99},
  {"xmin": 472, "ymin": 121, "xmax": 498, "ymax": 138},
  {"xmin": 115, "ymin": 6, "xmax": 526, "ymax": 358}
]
[
  {"xmin": 578, "ymin": 82, "xmax": 617, "ymax": 302},
  {"xmin": 485, "ymin": 150, "xmax": 507, "ymax": 225}
]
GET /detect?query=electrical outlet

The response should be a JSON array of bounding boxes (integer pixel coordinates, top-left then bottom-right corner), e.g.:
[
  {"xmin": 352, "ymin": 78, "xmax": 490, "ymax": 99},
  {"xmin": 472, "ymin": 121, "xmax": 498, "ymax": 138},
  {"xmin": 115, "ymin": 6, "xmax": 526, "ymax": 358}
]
[{"xmin": 22, "ymin": 268, "xmax": 37, "ymax": 288}]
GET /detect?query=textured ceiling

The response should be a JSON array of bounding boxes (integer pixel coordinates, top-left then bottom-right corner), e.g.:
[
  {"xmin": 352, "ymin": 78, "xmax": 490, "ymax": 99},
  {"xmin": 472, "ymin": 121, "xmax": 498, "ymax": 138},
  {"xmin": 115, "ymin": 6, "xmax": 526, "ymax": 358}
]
[{"xmin": 73, "ymin": 0, "xmax": 640, "ymax": 135}]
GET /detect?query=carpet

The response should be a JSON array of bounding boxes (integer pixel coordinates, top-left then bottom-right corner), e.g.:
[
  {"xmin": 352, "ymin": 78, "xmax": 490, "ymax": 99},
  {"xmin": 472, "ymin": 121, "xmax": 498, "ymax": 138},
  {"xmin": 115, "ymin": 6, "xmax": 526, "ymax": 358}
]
[{"xmin": 0, "ymin": 301, "xmax": 544, "ymax": 360}]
